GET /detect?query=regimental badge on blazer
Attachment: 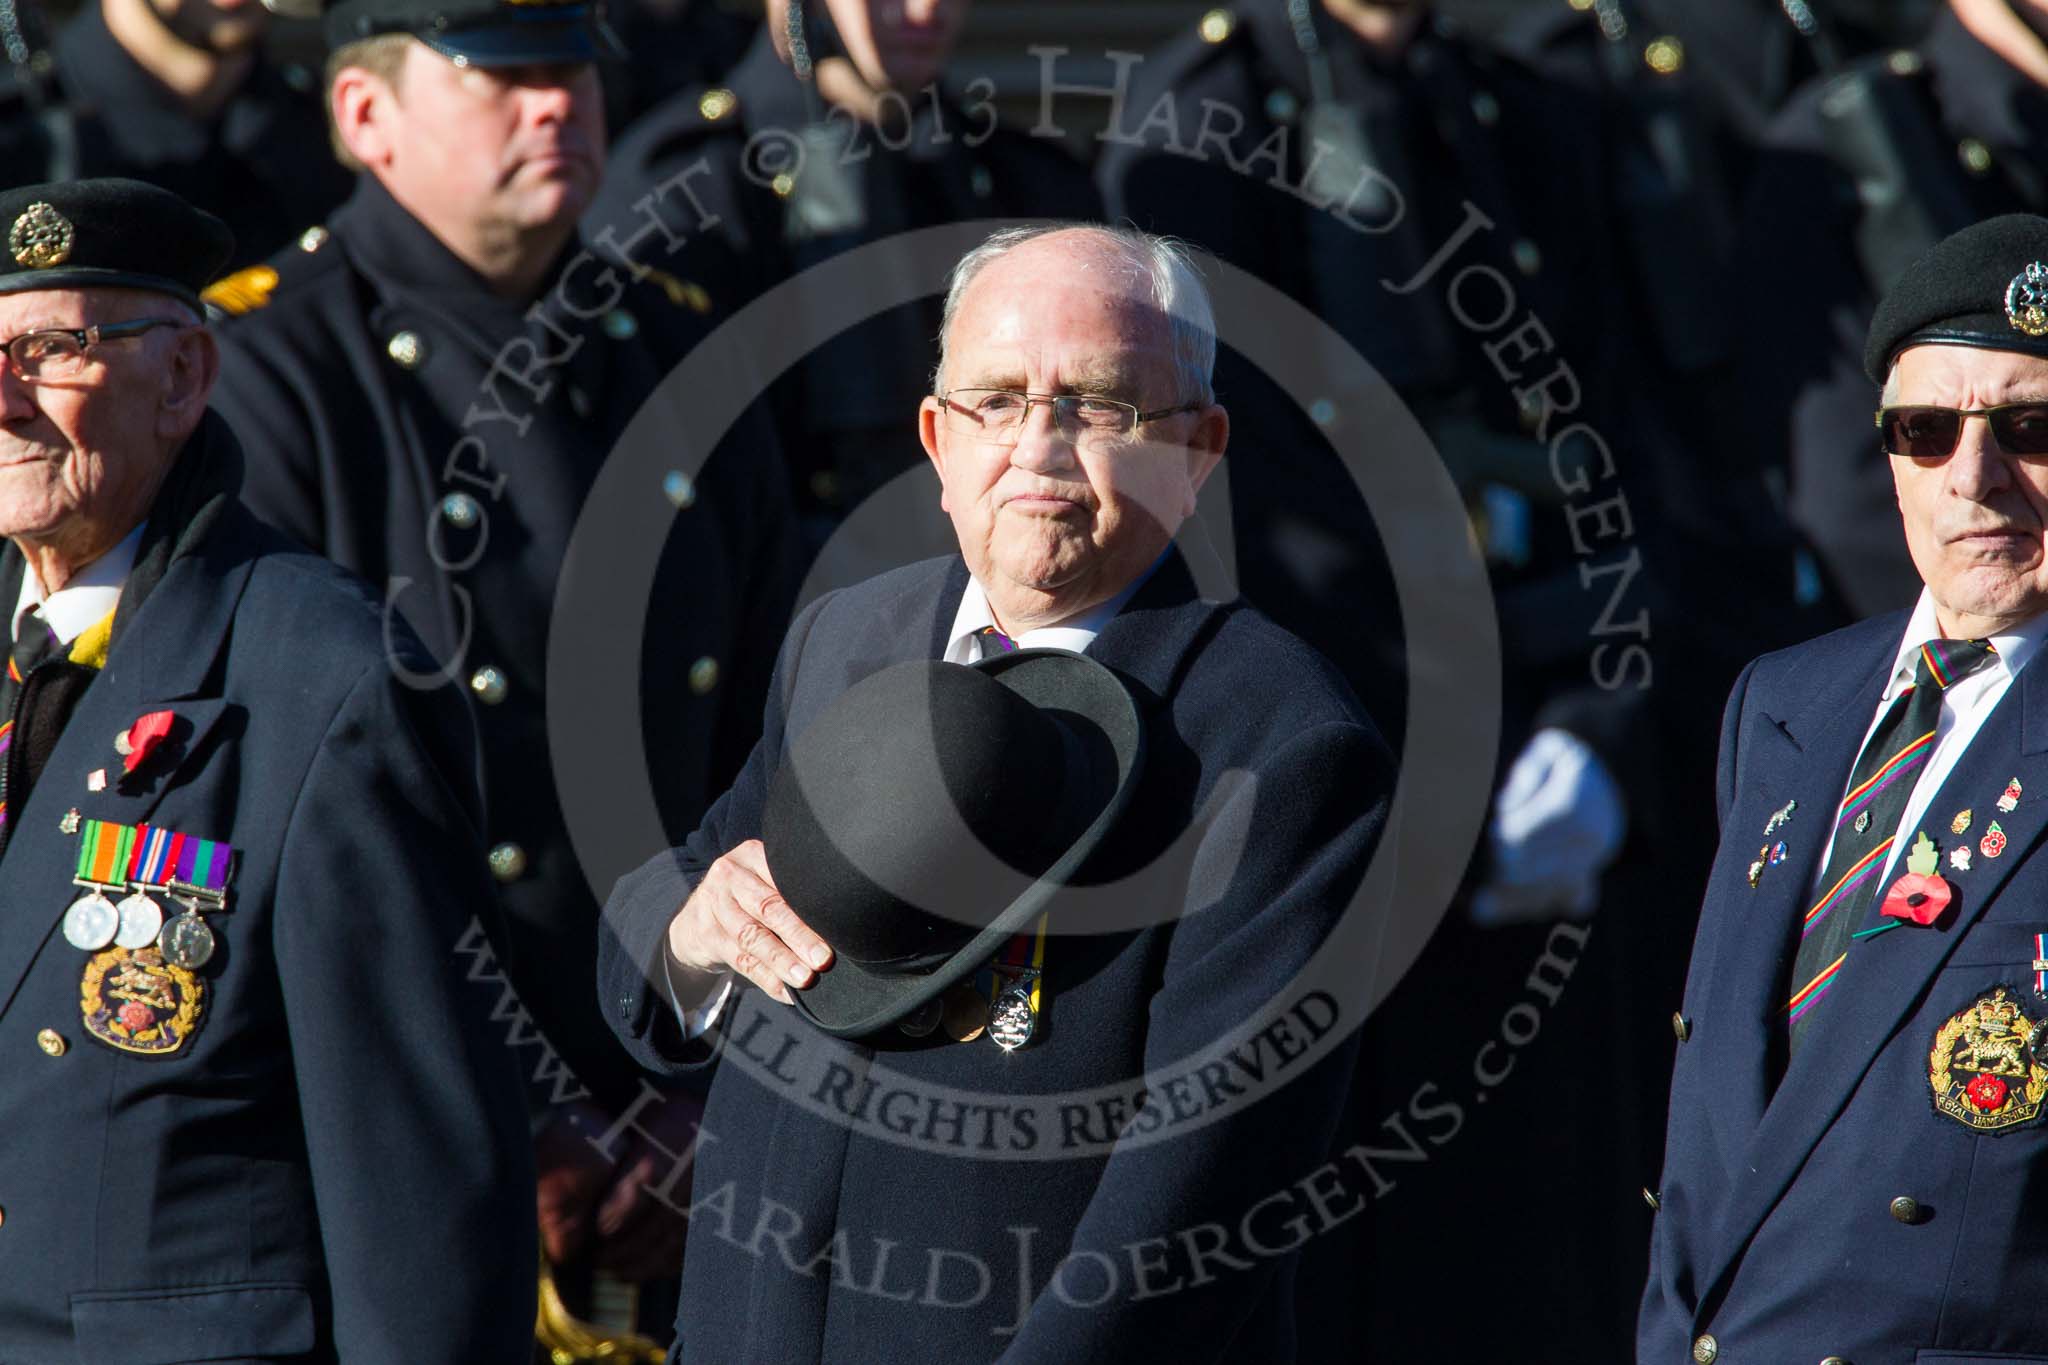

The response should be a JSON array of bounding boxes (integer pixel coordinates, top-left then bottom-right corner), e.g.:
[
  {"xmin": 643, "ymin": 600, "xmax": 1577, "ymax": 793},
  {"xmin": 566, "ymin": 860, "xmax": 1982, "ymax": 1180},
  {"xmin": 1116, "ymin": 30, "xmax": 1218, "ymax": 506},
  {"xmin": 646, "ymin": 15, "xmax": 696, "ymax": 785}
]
[
  {"xmin": 1928, "ymin": 986, "xmax": 2048, "ymax": 1133},
  {"xmin": 79, "ymin": 945, "xmax": 205, "ymax": 1056}
]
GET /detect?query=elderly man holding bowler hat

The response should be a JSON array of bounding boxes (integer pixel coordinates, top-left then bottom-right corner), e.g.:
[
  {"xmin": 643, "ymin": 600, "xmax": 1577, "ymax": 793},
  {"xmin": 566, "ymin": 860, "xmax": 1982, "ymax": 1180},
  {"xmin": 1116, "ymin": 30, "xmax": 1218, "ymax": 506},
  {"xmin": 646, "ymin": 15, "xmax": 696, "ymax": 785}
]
[
  {"xmin": 0, "ymin": 178, "xmax": 532, "ymax": 1362},
  {"xmin": 598, "ymin": 223, "xmax": 1392, "ymax": 1361},
  {"xmin": 1644, "ymin": 213, "xmax": 2048, "ymax": 1362}
]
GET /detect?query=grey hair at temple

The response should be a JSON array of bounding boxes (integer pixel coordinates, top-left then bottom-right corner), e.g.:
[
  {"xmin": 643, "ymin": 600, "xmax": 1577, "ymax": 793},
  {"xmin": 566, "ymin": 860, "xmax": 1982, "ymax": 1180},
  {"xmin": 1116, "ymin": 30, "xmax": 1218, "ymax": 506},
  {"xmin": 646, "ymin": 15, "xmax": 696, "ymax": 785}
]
[{"xmin": 932, "ymin": 223, "xmax": 1219, "ymax": 405}]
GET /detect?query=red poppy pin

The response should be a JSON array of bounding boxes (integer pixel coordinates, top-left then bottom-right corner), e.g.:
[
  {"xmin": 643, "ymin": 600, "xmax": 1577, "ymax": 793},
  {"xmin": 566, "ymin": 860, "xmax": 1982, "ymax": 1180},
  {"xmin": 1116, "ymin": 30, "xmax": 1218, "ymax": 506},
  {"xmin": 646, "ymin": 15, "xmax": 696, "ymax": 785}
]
[
  {"xmin": 1881, "ymin": 831, "xmax": 1952, "ymax": 926},
  {"xmin": 114, "ymin": 710, "xmax": 175, "ymax": 774}
]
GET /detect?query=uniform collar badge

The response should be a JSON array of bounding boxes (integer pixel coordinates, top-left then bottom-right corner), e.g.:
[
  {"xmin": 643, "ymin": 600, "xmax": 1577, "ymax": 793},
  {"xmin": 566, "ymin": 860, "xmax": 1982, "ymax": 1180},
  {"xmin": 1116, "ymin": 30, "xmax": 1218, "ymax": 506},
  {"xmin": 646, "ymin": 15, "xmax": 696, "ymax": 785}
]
[
  {"xmin": 7, "ymin": 201, "xmax": 71, "ymax": 269},
  {"xmin": 2008, "ymin": 263, "xmax": 2048, "ymax": 337}
]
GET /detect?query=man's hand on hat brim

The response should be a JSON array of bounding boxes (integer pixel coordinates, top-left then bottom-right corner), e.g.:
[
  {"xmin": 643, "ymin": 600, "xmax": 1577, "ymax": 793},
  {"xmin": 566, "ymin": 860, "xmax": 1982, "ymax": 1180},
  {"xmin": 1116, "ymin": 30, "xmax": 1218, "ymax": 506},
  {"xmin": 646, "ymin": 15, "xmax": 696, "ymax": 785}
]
[{"xmin": 667, "ymin": 839, "xmax": 835, "ymax": 1006}]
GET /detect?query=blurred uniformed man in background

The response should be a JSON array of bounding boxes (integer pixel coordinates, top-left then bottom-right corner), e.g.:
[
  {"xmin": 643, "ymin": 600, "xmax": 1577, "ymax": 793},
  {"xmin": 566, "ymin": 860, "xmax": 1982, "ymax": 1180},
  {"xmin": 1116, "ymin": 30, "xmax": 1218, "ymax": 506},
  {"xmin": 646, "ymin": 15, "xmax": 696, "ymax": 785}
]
[
  {"xmin": 1099, "ymin": 2, "xmax": 1798, "ymax": 1356},
  {"xmin": 602, "ymin": 0, "xmax": 756, "ymax": 130},
  {"xmin": 1, "ymin": 0, "xmax": 351, "ymax": 266},
  {"xmin": 1735, "ymin": 0, "xmax": 2048, "ymax": 621},
  {"xmin": 203, "ymin": 0, "xmax": 800, "ymax": 1341},
  {"xmin": 590, "ymin": 0, "xmax": 1099, "ymax": 551}
]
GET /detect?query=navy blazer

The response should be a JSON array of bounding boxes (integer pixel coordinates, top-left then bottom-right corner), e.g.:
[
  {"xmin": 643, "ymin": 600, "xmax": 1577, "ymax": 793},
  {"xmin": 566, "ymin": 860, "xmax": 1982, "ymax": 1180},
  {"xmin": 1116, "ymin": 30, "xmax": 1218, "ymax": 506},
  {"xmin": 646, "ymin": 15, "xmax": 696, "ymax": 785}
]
[
  {"xmin": 1644, "ymin": 609, "xmax": 2048, "ymax": 1362},
  {"xmin": 599, "ymin": 554, "xmax": 1389, "ymax": 1363},
  {"xmin": 0, "ymin": 419, "xmax": 534, "ymax": 1363}
]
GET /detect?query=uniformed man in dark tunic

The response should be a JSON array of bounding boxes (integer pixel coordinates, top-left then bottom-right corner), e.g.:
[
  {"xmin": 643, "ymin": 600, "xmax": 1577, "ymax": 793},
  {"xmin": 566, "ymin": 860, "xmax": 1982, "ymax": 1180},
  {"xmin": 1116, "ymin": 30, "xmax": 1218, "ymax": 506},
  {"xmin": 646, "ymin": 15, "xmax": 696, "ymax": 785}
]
[
  {"xmin": 1734, "ymin": 0, "xmax": 2048, "ymax": 621},
  {"xmin": 205, "ymin": 0, "xmax": 800, "ymax": 1338},
  {"xmin": 1099, "ymin": 2, "xmax": 1798, "ymax": 1356},
  {"xmin": 588, "ymin": 0, "xmax": 1100, "ymax": 550},
  {"xmin": 3, "ymin": 0, "xmax": 352, "ymax": 267}
]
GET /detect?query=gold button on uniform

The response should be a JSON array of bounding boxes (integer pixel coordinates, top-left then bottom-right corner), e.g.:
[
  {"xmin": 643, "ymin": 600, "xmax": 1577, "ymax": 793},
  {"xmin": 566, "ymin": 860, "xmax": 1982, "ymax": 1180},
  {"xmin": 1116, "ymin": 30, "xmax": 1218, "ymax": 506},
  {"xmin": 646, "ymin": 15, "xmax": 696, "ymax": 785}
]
[
  {"xmin": 1959, "ymin": 138, "xmax": 1993, "ymax": 176},
  {"xmin": 1890, "ymin": 1195, "xmax": 1920, "ymax": 1224},
  {"xmin": 1693, "ymin": 1334, "xmax": 1718, "ymax": 1364},
  {"xmin": 690, "ymin": 657, "xmax": 720, "ymax": 695},
  {"xmin": 489, "ymin": 842, "xmax": 527, "ymax": 883},
  {"xmin": 1672, "ymin": 1012, "xmax": 1690, "ymax": 1041},
  {"xmin": 387, "ymin": 330, "xmax": 424, "ymax": 369},
  {"xmin": 698, "ymin": 87, "xmax": 736, "ymax": 121},
  {"xmin": 1199, "ymin": 8, "xmax": 1234, "ymax": 43},
  {"xmin": 299, "ymin": 225, "xmax": 329, "ymax": 253},
  {"xmin": 36, "ymin": 1028, "xmax": 64, "ymax": 1057},
  {"xmin": 469, "ymin": 667, "xmax": 508, "ymax": 706},
  {"xmin": 1645, "ymin": 36, "xmax": 1685, "ymax": 75}
]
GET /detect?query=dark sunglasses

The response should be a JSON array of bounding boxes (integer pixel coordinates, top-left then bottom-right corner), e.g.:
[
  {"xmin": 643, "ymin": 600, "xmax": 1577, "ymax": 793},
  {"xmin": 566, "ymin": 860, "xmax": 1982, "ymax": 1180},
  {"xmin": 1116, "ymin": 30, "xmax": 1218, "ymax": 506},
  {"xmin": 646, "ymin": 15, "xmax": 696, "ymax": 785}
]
[{"xmin": 1876, "ymin": 403, "xmax": 2048, "ymax": 458}]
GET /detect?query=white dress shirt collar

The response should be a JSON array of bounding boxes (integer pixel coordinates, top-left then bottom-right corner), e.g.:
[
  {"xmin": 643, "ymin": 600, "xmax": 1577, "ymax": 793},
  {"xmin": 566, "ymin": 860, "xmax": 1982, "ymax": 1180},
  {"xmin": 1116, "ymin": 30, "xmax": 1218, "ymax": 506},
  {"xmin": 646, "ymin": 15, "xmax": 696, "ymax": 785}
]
[
  {"xmin": 12, "ymin": 524, "xmax": 143, "ymax": 646},
  {"xmin": 1880, "ymin": 589, "xmax": 2048, "ymax": 702},
  {"xmin": 941, "ymin": 559, "xmax": 1158, "ymax": 663}
]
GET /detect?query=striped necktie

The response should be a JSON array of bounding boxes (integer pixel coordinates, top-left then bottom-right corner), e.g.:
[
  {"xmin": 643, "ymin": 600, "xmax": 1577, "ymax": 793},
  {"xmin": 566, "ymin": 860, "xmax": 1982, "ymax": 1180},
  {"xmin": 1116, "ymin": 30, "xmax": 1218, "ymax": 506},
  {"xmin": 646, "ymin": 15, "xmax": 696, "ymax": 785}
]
[
  {"xmin": 975, "ymin": 625, "xmax": 1017, "ymax": 659},
  {"xmin": 1786, "ymin": 637, "xmax": 1999, "ymax": 1052}
]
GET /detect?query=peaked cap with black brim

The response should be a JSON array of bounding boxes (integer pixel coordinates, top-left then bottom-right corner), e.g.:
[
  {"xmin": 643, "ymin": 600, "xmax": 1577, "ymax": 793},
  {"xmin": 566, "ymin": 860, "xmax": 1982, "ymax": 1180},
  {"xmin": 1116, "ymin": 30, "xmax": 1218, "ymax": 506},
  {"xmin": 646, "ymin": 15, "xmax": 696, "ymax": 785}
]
[{"xmin": 763, "ymin": 650, "xmax": 1145, "ymax": 1041}]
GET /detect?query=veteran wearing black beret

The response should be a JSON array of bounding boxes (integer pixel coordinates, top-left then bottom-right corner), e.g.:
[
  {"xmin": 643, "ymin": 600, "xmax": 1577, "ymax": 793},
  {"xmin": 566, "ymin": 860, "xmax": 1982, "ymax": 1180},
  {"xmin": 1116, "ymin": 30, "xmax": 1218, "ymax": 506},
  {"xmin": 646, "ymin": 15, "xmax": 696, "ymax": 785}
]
[
  {"xmin": 204, "ymin": 0, "xmax": 801, "ymax": 1328},
  {"xmin": 1643, "ymin": 213, "xmax": 2048, "ymax": 1361},
  {"xmin": 0, "ymin": 177, "xmax": 534, "ymax": 1361},
  {"xmin": 598, "ymin": 223, "xmax": 1392, "ymax": 1361}
]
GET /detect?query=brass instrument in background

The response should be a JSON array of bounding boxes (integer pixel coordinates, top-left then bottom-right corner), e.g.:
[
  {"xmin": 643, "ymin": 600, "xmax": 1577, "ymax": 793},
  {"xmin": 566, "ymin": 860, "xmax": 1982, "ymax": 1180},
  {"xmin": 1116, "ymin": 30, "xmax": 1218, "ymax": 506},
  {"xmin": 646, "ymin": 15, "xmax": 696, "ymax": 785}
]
[{"xmin": 535, "ymin": 1248, "xmax": 665, "ymax": 1365}]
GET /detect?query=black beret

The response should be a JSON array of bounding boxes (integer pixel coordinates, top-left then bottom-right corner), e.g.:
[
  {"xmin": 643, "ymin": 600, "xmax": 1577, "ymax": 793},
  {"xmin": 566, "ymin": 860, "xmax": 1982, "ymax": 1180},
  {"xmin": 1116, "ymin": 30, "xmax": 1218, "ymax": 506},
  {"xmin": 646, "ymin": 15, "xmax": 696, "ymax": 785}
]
[
  {"xmin": 1865, "ymin": 213, "xmax": 2048, "ymax": 382},
  {"xmin": 0, "ymin": 179, "xmax": 233, "ymax": 315},
  {"xmin": 320, "ymin": 0, "xmax": 613, "ymax": 66}
]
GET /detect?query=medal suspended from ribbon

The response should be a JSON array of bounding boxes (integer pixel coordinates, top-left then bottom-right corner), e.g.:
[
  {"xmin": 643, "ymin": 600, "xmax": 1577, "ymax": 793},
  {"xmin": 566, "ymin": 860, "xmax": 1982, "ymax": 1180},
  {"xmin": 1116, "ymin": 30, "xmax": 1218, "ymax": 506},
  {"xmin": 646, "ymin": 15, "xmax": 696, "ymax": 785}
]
[{"xmin": 62, "ymin": 818, "xmax": 134, "ymax": 951}]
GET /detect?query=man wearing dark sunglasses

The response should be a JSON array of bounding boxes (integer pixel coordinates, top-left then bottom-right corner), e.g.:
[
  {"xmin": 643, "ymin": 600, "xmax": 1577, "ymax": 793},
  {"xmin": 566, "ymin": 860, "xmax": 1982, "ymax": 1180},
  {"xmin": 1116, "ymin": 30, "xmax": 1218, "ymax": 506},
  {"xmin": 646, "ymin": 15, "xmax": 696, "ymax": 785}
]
[
  {"xmin": 0, "ymin": 177, "xmax": 534, "ymax": 1361},
  {"xmin": 1643, "ymin": 213, "xmax": 2048, "ymax": 1361}
]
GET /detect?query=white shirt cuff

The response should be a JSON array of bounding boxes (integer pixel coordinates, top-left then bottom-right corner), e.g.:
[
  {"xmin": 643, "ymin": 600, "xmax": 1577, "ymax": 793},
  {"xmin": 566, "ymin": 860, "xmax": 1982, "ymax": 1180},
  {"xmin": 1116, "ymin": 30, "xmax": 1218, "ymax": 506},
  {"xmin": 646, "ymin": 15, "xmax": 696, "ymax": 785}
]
[{"xmin": 663, "ymin": 949, "xmax": 735, "ymax": 1041}]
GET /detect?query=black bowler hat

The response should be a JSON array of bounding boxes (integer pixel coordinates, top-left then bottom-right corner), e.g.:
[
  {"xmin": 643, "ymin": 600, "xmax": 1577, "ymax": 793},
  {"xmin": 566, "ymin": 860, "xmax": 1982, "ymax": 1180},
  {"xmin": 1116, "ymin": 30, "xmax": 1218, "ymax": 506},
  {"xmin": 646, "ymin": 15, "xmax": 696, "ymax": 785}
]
[
  {"xmin": 313, "ymin": 0, "xmax": 616, "ymax": 66},
  {"xmin": 762, "ymin": 651, "xmax": 1145, "ymax": 1040},
  {"xmin": 0, "ymin": 179, "xmax": 233, "ymax": 316},
  {"xmin": 1865, "ymin": 214, "xmax": 2048, "ymax": 382}
]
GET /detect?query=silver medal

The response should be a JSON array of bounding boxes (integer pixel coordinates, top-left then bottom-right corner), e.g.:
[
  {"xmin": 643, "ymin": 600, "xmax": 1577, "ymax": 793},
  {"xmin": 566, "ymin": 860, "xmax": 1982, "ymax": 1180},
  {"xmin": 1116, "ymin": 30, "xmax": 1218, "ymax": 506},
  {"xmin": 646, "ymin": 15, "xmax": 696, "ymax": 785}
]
[
  {"xmin": 157, "ymin": 912, "xmax": 214, "ymax": 971},
  {"xmin": 987, "ymin": 978, "xmax": 1038, "ymax": 1051},
  {"xmin": 62, "ymin": 891, "xmax": 118, "ymax": 951},
  {"xmin": 113, "ymin": 892, "xmax": 163, "ymax": 949}
]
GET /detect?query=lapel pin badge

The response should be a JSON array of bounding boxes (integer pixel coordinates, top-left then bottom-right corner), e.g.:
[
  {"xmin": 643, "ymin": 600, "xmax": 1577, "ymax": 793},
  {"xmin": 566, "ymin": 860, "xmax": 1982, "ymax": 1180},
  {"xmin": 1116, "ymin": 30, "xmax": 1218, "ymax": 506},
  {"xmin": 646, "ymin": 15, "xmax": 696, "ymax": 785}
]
[
  {"xmin": 1952, "ymin": 845, "xmax": 1973, "ymax": 872},
  {"xmin": 1953, "ymin": 809, "xmax": 1974, "ymax": 835},
  {"xmin": 2000, "ymin": 778, "xmax": 2024, "ymax": 814},
  {"xmin": 1983, "ymin": 821, "xmax": 2009, "ymax": 860},
  {"xmin": 113, "ymin": 709, "xmax": 175, "ymax": 775}
]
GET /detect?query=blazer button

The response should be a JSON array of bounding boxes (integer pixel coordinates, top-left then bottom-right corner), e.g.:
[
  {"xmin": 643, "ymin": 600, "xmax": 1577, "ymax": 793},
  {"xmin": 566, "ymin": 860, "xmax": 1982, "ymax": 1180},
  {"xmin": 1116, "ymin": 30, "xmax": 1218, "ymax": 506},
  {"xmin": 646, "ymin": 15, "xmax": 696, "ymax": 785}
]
[
  {"xmin": 1672, "ymin": 1012, "xmax": 1690, "ymax": 1042},
  {"xmin": 1692, "ymin": 1334, "xmax": 1718, "ymax": 1363},
  {"xmin": 36, "ymin": 1028, "xmax": 64, "ymax": 1057},
  {"xmin": 1890, "ymin": 1195, "xmax": 1921, "ymax": 1224},
  {"xmin": 488, "ymin": 842, "xmax": 528, "ymax": 883}
]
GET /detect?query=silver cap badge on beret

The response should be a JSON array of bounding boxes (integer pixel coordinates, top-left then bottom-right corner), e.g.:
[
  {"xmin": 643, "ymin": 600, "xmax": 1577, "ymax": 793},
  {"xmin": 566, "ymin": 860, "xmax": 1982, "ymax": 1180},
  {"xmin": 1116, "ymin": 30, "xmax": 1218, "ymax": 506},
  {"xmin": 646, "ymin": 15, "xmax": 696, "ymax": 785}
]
[
  {"xmin": 8, "ymin": 202, "xmax": 72, "ymax": 269},
  {"xmin": 2008, "ymin": 261, "xmax": 2048, "ymax": 337}
]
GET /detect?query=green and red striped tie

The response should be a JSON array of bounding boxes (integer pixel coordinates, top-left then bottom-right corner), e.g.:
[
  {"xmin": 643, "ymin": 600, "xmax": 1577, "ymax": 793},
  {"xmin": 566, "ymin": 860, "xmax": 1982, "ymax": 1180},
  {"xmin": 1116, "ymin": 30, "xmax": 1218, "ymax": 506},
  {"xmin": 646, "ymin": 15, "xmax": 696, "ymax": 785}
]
[{"xmin": 1786, "ymin": 637, "xmax": 1998, "ymax": 1053}]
